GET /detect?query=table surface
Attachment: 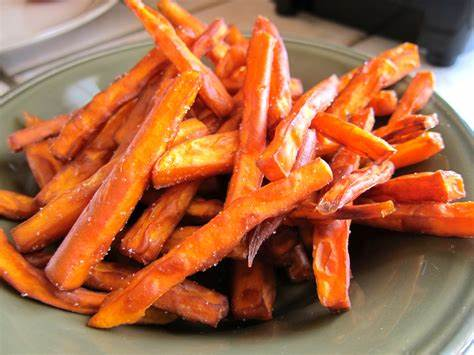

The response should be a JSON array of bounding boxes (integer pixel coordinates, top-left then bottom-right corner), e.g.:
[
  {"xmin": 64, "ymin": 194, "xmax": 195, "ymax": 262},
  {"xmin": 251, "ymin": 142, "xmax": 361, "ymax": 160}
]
[{"xmin": 0, "ymin": 0, "xmax": 472, "ymax": 129}]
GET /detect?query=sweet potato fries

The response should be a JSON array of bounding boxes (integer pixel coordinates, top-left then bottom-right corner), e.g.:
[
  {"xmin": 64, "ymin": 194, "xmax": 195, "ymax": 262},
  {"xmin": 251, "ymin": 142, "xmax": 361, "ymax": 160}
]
[{"xmin": 0, "ymin": 0, "xmax": 472, "ymax": 331}]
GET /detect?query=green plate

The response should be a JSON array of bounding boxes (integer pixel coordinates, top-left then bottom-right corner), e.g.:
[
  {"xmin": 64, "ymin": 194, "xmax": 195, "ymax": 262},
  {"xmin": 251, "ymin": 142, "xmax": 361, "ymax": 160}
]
[{"xmin": 0, "ymin": 40, "xmax": 473, "ymax": 355}]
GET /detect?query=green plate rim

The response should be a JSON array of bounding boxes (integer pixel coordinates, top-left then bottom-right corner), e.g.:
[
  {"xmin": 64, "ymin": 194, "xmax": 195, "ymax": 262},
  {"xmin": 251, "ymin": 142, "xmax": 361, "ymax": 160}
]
[{"xmin": 0, "ymin": 38, "xmax": 472, "ymax": 354}]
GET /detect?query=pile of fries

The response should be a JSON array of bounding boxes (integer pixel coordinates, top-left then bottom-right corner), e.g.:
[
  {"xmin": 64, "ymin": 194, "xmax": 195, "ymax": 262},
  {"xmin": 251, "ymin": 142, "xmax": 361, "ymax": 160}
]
[{"xmin": 1, "ymin": 0, "xmax": 473, "ymax": 329}]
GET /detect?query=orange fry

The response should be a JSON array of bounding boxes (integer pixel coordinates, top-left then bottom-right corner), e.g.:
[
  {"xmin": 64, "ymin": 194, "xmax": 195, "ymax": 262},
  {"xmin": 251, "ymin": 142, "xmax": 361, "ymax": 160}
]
[
  {"xmin": 190, "ymin": 18, "xmax": 228, "ymax": 59},
  {"xmin": 186, "ymin": 198, "xmax": 223, "ymax": 221},
  {"xmin": 226, "ymin": 24, "xmax": 247, "ymax": 46},
  {"xmin": 390, "ymin": 71, "xmax": 435, "ymax": 123},
  {"xmin": 311, "ymin": 112, "xmax": 396, "ymax": 163},
  {"xmin": 126, "ymin": 0, "xmax": 233, "ymax": 117},
  {"xmin": 231, "ymin": 258, "xmax": 276, "ymax": 320},
  {"xmin": 379, "ymin": 42, "xmax": 420, "ymax": 87},
  {"xmin": 215, "ymin": 44, "xmax": 247, "ymax": 79},
  {"xmin": 0, "ymin": 190, "xmax": 38, "ymax": 221},
  {"xmin": 51, "ymin": 49, "xmax": 166, "ymax": 161},
  {"xmin": 88, "ymin": 158, "xmax": 332, "ymax": 328},
  {"xmin": 374, "ymin": 113, "xmax": 439, "ymax": 144},
  {"xmin": 0, "ymin": 230, "xmax": 105, "ymax": 314},
  {"xmin": 317, "ymin": 160, "xmax": 395, "ymax": 214},
  {"xmin": 363, "ymin": 170, "xmax": 465, "ymax": 203},
  {"xmin": 24, "ymin": 139, "xmax": 63, "ymax": 188},
  {"xmin": 221, "ymin": 66, "xmax": 246, "ymax": 93},
  {"xmin": 290, "ymin": 77, "xmax": 304, "ymax": 98},
  {"xmin": 255, "ymin": 16, "xmax": 292, "ymax": 128},
  {"xmin": 356, "ymin": 202, "xmax": 474, "ymax": 238},
  {"xmin": 368, "ymin": 90, "xmax": 398, "ymax": 116},
  {"xmin": 390, "ymin": 132, "xmax": 444, "ymax": 169},
  {"xmin": 44, "ymin": 72, "xmax": 201, "ymax": 290},
  {"xmin": 7, "ymin": 114, "xmax": 68, "ymax": 152},
  {"xmin": 152, "ymin": 130, "xmax": 238, "ymax": 188},
  {"xmin": 292, "ymin": 200, "xmax": 395, "ymax": 220},
  {"xmin": 258, "ymin": 75, "xmax": 339, "ymax": 181},
  {"xmin": 162, "ymin": 226, "xmax": 200, "ymax": 254}
]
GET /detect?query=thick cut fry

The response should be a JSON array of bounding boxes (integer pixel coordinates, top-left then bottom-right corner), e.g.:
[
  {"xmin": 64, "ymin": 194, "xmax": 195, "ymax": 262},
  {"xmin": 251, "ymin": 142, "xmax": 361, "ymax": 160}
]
[
  {"xmin": 0, "ymin": 230, "xmax": 105, "ymax": 314},
  {"xmin": 120, "ymin": 181, "xmax": 200, "ymax": 264},
  {"xmin": 35, "ymin": 103, "xmax": 131, "ymax": 205},
  {"xmin": 152, "ymin": 130, "xmax": 238, "ymax": 188},
  {"xmin": 0, "ymin": 190, "xmax": 37, "ymax": 220},
  {"xmin": 292, "ymin": 201, "xmax": 395, "ymax": 220},
  {"xmin": 356, "ymin": 202, "xmax": 474, "ymax": 238},
  {"xmin": 318, "ymin": 161, "xmax": 395, "ymax": 214},
  {"xmin": 126, "ymin": 1, "xmax": 233, "ymax": 117},
  {"xmin": 364, "ymin": 171, "xmax": 465, "ymax": 203},
  {"xmin": 328, "ymin": 58, "xmax": 395, "ymax": 119},
  {"xmin": 374, "ymin": 113, "xmax": 439, "ymax": 145},
  {"xmin": 225, "ymin": 30, "xmax": 275, "ymax": 205},
  {"xmin": 24, "ymin": 139, "xmax": 63, "ymax": 188},
  {"xmin": 258, "ymin": 75, "xmax": 339, "ymax": 181},
  {"xmin": 88, "ymin": 158, "xmax": 332, "ymax": 328},
  {"xmin": 162, "ymin": 226, "xmax": 200, "ymax": 254},
  {"xmin": 368, "ymin": 90, "xmax": 398, "ymax": 116},
  {"xmin": 8, "ymin": 114, "xmax": 68, "ymax": 152},
  {"xmin": 255, "ymin": 16, "xmax": 292, "ymax": 128},
  {"xmin": 311, "ymin": 112, "xmax": 396, "ymax": 163},
  {"xmin": 45, "ymin": 72, "xmax": 201, "ymax": 290},
  {"xmin": 186, "ymin": 198, "xmax": 223, "ymax": 221},
  {"xmin": 51, "ymin": 49, "xmax": 166, "ymax": 160},
  {"xmin": 379, "ymin": 42, "xmax": 420, "ymax": 87},
  {"xmin": 390, "ymin": 71, "xmax": 435, "ymax": 123},
  {"xmin": 390, "ymin": 132, "xmax": 444, "ymax": 169},
  {"xmin": 312, "ymin": 220, "xmax": 351, "ymax": 310},
  {"xmin": 231, "ymin": 258, "xmax": 276, "ymax": 320}
]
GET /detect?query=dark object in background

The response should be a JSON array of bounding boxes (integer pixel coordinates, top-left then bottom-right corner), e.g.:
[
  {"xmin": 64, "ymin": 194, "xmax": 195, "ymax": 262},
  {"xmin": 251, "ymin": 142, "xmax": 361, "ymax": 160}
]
[{"xmin": 274, "ymin": 0, "xmax": 474, "ymax": 67}]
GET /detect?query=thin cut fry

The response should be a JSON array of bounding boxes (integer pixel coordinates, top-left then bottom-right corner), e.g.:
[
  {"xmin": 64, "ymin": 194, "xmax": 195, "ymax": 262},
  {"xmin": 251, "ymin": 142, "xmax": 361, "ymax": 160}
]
[
  {"xmin": 373, "ymin": 113, "xmax": 439, "ymax": 144},
  {"xmin": 216, "ymin": 44, "xmax": 247, "ymax": 79},
  {"xmin": 231, "ymin": 258, "xmax": 276, "ymax": 320},
  {"xmin": 317, "ymin": 160, "xmax": 395, "ymax": 214},
  {"xmin": 126, "ymin": 0, "xmax": 233, "ymax": 117},
  {"xmin": 356, "ymin": 202, "xmax": 474, "ymax": 238},
  {"xmin": 390, "ymin": 132, "xmax": 444, "ymax": 169},
  {"xmin": 88, "ymin": 158, "xmax": 332, "ymax": 328},
  {"xmin": 44, "ymin": 72, "xmax": 201, "ymax": 290},
  {"xmin": 390, "ymin": 71, "xmax": 435, "ymax": 123},
  {"xmin": 24, "ymin": 139, "xmax": 63, "ymax": 188},
  {"xmin": 162, "ymin": 226, "xmax": 200, "ymax": 254},
  {"xmin": 0, "ymin": 190, "xmax": 37, "ymax": 220},
  {"xmin": 368, "ymin": 90, "xmax": 398, "ymax": 116},
  {"xmin": 51, "ymin": 49, "xmax": 166, "ymax": 160},
  {"xmin": 226, "ymin": 24, "xmax": 247, "ymax": 45},
  {"xmin": 186, "ymin": 198, "xmax": 223, "ymax": 221},
  {"xmin": 8, "ymin": 114, "xmax": 68, "ymax": 152},
  {"xmin": 292, "ymin": 201, "xmax": 396, "ymax": 220},
  {"xmin": 258, "ymin": 75, "xmax": 338, "ymax": 181},
  {"xmin": 363, "ymin": 171, "xmax": 465, "ymax": 203}
]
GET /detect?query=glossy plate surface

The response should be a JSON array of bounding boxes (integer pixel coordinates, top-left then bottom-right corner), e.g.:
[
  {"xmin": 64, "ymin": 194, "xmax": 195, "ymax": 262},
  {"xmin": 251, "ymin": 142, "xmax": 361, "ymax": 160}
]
[
  {"xmin": 0, "ymin": 0, "xmax": 118, "ymax": 53},
  {"xmin": 0, "ymin": 41, "xmax": 472, "ymax": 355}
]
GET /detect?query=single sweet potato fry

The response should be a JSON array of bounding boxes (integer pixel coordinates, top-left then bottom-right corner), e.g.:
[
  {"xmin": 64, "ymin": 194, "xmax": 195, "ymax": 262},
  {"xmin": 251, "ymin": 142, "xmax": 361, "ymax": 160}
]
[
  {"xmin": 35, "ymin": 102, "xmax": 131, "ymax": 205},
  {"xmin": 318, "ymin": 160, "xmax": 395, "ymax": 214},
  {"xmin": 374, "ymin": 113, "xmax": 439, "ymax": 144},
  {"xmin": 215, "ymin": 44, "xmax": 247, "ymax": 79},
  {"xmin": 355, "ymin": 202, "xmax": 474, "ymax": 238},
  {"xmin": 379, "ymin": 42, "xmax": 420, "ymax": 87},
  {"xmin": 152, "ymin": 130, "xmax": 238, "ymax": 188},
  {"xmin": 0, "ymin": 230, "xmax": 105, "ymax": 314},
  {"xmin": 312, "ymin": 220, "xmax": 351, "ymax": 310},
  {"xmin": 231, "ymin": 258, "xmax": 276, "ymax": 320},
  {"xmin": 258, "ymin": 75, "xmax": 339, "ymax": 181},
  {"xmin": 226, "ymin": 24, "xmax": 247, "ymax": 46},
  {"xmin": 45, "ymin": 72, "xmax": 201, "ymax": 290},
  {"xmin": 24, "ymin": 139, "xmax": 63, "ymax": 188},
  {"xmin": 311, "ymin": 112, "xmax": 396, "ymax": 163},
  {"xmin": 162, "ymin": 226, "xmax": 200, "ymax": 254},
  {"xmin": 255, "ymin": 16, "xmax": 292, "ymax": 128},
  {"xmin": 190, "ymin": 18, "xmax": 228, "ymax": 59},
  {"xmin": 390, "ymin": 71, "xmax": 435, "ymax": 123},
  {"xmin": 120, "ymin": 181, "xmax": 201, "ymax": 264},
  {"xmin": 186, "ymin": 198, "xmax": 223, "ymax": 221},
  {"xmin": 363, "ymin": 170, "xmax": 465, "ymax": 203},
  {"xmin": 0, "ymin": 190, "xmax": 38, "ymax": 220},
  {"xmin": 368, "ymin": 90, "xmax": 398, "ymax": 116},
  {"xmin": 8, "ymin": 114, "xmax": 68, "ymax": 152},
  {"xmin": 292, "ymin": 200, "xmax": 395, "ymax": 220},
  {"xmin": 88, "ymin": 158, "xmax": 332, "ymax": 328},
  {"xmin": 126, "ymin": 0, "xmax": 233, "ymax": 117},
  {"xmin": 390, "ymin": 132, "xmax": 444, "ymax": 169},
  {"xmin": 328, "ymin": 58, "xmax": 395, "ymax": 119},
  {"xmin": 51, "ymin": 48, "xmax": 166, "ymax": 160}
]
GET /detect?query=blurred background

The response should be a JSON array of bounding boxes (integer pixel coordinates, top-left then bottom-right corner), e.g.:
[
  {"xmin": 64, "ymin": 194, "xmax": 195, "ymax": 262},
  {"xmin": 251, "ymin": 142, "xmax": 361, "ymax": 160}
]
[{"xmin": 0, "ymin": 0, "xmax": 473, "ymax": 126}]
